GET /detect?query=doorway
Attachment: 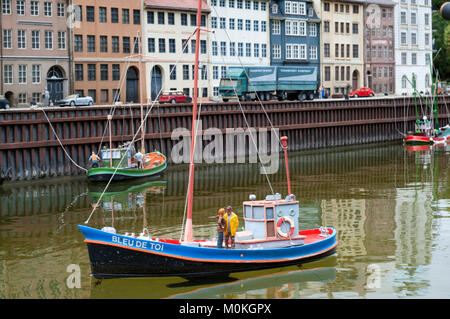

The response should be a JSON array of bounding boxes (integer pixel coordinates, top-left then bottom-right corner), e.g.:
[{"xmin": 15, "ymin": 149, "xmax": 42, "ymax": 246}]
[
  {"xmin": 126, "ymin": 67, "xmax": 139, "ymax": 103},
  {"xmin": 150, "ymin": 66, "xmax": 162, "ymax": 101}
]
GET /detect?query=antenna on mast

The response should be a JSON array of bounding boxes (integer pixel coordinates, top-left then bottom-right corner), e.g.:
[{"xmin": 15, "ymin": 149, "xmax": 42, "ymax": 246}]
[{"xmin": 280, "ymin": 136, "xmax": 292, "ymax": 196}]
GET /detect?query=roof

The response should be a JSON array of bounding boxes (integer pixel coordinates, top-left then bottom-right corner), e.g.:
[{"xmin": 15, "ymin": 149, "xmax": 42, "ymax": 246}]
[
  {"xmin": 364, "ymin": 0, "xmax": 395, "ymax": 6},
  {"xmin": 144, "ymin": 0, "xmax": 211, "ymax": 13}
]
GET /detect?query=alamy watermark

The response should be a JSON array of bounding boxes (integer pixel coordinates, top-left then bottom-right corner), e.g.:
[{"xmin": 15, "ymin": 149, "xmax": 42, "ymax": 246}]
[
  {"xmin": 66, "ymin": 264, "xmax": 81, "ymax": 289},
  {"xmin": 171, "ymin": 125, "xmax": 281, "ymax": 174}
]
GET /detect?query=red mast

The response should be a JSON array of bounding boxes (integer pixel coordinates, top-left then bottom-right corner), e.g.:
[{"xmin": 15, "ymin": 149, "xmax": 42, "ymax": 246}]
[
  {"xmin": 184, "ymin": 0, "xmax": 203, "ymax": 242},
  {"xmin": 280, "ymin": 136, "xmax": 292, "ymax": 195}
]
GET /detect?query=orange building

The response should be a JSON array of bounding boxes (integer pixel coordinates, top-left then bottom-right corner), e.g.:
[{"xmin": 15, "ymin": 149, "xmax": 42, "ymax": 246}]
[{"xmin": 72, "ymin": 0, "xmax": 146, "ymax": 105}]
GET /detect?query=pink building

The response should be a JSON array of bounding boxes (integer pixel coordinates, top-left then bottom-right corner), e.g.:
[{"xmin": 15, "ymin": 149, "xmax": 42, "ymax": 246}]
[
  {"xmin": 1, "ymin": 0, "xmax": 72, "ymax": 106},
  {"xmin": 363, "ymin": 0, "xmax": 396, "ymax": 94}
]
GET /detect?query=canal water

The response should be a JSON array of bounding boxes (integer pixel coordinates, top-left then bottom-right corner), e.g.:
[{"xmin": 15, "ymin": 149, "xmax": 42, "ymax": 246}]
[{"xmin": 0, "ymin": 141, "xmax": 448, "ymax": 299}]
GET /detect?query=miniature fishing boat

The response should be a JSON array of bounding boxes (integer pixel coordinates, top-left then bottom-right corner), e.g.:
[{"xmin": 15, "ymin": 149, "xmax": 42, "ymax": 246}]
[
  {"xmin": 78, "ymin": 0, "xmax": 337, "ymax": 279},
  {"xmin": 87, "ymin": 145, "xmax": 167, "ymax": 182}
]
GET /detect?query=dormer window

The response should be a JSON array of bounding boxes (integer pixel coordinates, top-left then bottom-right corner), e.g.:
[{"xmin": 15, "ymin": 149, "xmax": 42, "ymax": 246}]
[{"xmin": 272, "ymin": 4, "xmax": 278, "ymax": 14}]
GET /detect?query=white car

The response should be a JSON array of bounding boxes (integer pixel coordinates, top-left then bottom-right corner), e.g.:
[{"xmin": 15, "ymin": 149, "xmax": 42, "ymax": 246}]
[{"xmin": 57, "ymin": 94, "xmax": 94, "ymax": 107}]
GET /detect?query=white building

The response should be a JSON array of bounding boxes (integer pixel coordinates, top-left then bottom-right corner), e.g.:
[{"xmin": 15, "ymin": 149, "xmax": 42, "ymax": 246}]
[
  {"xmin": 209, "ymin": 0, "xmax": 271, "ymax": 100},
  {"xmin": 394, "ymin": 0, "xmax": 433, "ymax": 95},
  {"xmin": 143, "ymin": 0, "xmax": 211, "ymax": 101}
]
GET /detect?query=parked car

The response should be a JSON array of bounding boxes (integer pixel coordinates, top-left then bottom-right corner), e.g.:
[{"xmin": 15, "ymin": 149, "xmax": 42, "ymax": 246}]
[
  {"xmin": 349, "ymin": 87, "xmax": 375, "ymax": 98},
  {"xmin": 0, "ymin": 95, "xmax": 10, "ymax": 109},
  {"xmin": 56, "ymin": 94, "xmax": 94, "ymax": 107},
  {"xmin": 158, "ymin": 91, "xmax": 192, "ymax": 104}
]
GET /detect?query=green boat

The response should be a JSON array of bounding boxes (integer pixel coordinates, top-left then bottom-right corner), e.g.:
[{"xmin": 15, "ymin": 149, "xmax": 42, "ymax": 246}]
[{"xmin": 87, "ymin": 145, "xmax": 167, "ymax": 182}]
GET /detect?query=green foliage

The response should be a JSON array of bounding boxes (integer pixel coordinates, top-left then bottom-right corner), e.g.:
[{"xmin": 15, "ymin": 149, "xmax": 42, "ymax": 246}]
[{"xmin": 432, "ymin": 6, "xmax": 450, "ymax": 81}]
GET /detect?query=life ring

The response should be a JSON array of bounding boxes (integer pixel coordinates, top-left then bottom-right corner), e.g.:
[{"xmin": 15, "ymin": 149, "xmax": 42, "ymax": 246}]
[{"xmin": 276, "ymin": 216, "xmax": 295, "ymax": 238}]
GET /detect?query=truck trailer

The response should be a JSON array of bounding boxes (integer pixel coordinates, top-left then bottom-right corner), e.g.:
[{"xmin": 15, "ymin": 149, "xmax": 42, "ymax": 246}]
[{"xmin": 218, "ymin": 65, "xmax": 318, "ymax": 102}]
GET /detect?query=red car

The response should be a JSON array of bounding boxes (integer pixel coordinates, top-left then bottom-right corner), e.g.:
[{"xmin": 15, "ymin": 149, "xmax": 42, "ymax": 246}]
[
  {"xmin": 349, "ymin": 87, "xmax": 375, "ymax": 98},
  {"xmin": 158, "ymin": 91, "xmax": 192, "ymax": 104}
]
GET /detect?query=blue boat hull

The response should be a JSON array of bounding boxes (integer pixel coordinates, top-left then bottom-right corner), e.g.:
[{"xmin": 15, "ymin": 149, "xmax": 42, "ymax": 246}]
[{"xmin": 79, "ymin": 225, "xmax": 337, "ymax": 278}]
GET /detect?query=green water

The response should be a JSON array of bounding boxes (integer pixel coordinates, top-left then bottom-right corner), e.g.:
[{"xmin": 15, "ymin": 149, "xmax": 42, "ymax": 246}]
[{"xmin": 0, "ymin": 142, "xmax": 449, "ymax": 299}]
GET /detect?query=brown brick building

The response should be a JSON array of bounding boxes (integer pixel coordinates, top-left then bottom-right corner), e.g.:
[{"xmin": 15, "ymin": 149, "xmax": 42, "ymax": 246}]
[{"xmin": 72, "ymin": 0, "xmax": 146, "ymax": 105}]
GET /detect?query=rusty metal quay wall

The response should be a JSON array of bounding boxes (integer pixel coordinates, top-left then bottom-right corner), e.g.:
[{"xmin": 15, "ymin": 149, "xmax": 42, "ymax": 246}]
[{"xmin": 0, "ymin": 96, "xmax": 449, "ymax": 181}]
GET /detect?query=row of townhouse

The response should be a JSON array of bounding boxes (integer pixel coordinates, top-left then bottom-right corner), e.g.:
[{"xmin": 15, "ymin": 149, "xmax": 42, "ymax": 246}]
[{"xmin": 0, "ymin": 0, "xmax": 432, "ymax": 106}]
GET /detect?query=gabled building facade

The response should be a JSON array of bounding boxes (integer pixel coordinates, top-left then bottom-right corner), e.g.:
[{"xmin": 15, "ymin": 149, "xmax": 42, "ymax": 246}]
[
  {"xmin": 393, "ymin": 0, "xmax": 432, "ymax": 95},
  {"xmin": 143, "ymin": 0, "xmax": 211, "ymax": 101},
  {"xmin": 269, "ymin": 0, "xmax": 320, "ymax": 72},
  {"xmin": 363, "ymin": 1, "xmax": 396, "ymax": 95},
  {"xmin": 318, "ymin": 0, "xmax": 364, "ymax": 96},
  {"xmin": 1, "ymin": 0, "xmax": 72, "ymax": 106},
  {"xmin": 209, "ymin": 0, "xmax": 270, "ymax": 100},
  {"xmin": 72, "ymin": 0, "xmax": 146, "ymax": 105}
]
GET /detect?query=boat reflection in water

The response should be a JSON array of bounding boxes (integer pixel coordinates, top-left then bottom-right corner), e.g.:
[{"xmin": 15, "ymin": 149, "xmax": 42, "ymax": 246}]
[
  {"xmin": 88, "ymin": 180, "xmax": 167, "ymax": 213},
  {"xmin": 88, "ymin": 257, "xmax": 336, "ymax": 299}
]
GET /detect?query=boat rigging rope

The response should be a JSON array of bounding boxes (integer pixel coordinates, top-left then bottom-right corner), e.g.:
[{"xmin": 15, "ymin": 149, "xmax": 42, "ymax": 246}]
[
  {"xmin": 211, "ymin": 28, "xmax": 276, "ymax": 196},
  {"xmin": 37, "ymin": 107, "xmax": 88, "ymax": 172},
  {"xmin": 85, "ymin": 37, "xmax": 193, "ymax": 226}
]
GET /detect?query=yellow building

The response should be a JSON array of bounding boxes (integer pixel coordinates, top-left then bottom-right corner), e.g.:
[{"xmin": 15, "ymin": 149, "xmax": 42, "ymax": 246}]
[{"xmin": 318, "ymin": 0, "xmax": 364, "ymax": 96}]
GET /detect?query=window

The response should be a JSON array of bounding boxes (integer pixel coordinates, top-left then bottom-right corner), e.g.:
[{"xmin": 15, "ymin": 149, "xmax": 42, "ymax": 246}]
[
  {"xmin": 99, "ymin": 7, "xmax": 107, "ymax": 22},
  {"xmin": 211, "ymin": 17, "xmax": 217, "ymax": 28},
  {"xmin": 87, "ymin": 35, "xmax": 95, "ymax": 52},
  {"xmin": 253, "ymin": 43, "xmax": 259, "ymax": 57},
  {"xmin": 309, "ymin": 23, "xmax": 316, "ymax": 36},
  {"xmin": 262, "ymin": 44, "xmax": 267, "ymax": 57},
  {"xmin": 181, "ymin": 13, "xmax": 187, "ymax": 25},
  {"xmin": 425, "ymin": 13, "xmax": 429, "ymax": 26},
  {"xmin": 44, "ymin": 30, "xmax": 53, "ymax": 49},
  {"xmin": 245, "ymin": 19, "xmax": 251, "ymax": 31},
  {"xmin": 17, "ymin": 29, "xmax": 26, "ymax": 49},
  {"xmin": 272, "ymin": 20, "xmax": 280, "ymax": 34},
  {"xmin": 220, "ymin": 17, "xmax": 226, "ymax": 29},
  {"xmin": 191, "ymin": 39, "xmax": 196, "ymax": 54},
  {"xmin": 123, "ymin": 37, "xmax": 130, "ymax": 53},
  {"xmin": 87, "ymin": 64, "xmax": 96, "ymax": 81},
  {"xmin": 412, "ymin": 53, "xmax": 417, "ymax": 65},
  {"xmin": 335, "ymin": 66, "xmax": 339, "ymax": 81},
  {"xmin": 75, "ymin": 64, "xmax": 83, "ymax": 81},
  {"xmin": 133, "ymin": 9, "xmax": 140, "ymax": 24},
  {"xmin": 148, "ymin": 38, "xmax": 155, "ymax": 53},
  {"xmin": 58, "ymin": 31, "xmax": 66, "ymax": 49},
  {"xmin": 122, "ymin": 9, "xmax": 129, "ymax": 24},
  {"xmin": 86, "ymin": 6, "xmax": 94, "ymax": 21},
  {"xmin": 238, "ymin": 19, "xmax": 243, "ymax": 30},
  {"xmin": 246, "ymin": 43, "xmax": 251, "ymax": 57},
  {"xmin": 169, "ymin": 38, "xmax": 176, "ymax": 53},
  {"xmin": 324, "ymin": 66, "xmax": 330, "ymax": 81},
  {"xmin": 238, "ymin": 42, "xmax": 243, "ymax": 56},
  {"xmin": 3, "ymin": 65, "xmax": 13, "ymax": 84},
  {"xmin": 309, "ymin": 46, "xmax": 317, "ymax": 59},
  {"xmin": 200, "ymin": 40, "xmax": 206, "ymax": 54},
  {"xmin": 229, "ymin": 18, "xmax": 235, "ymax": 30},
  {"xmin": 352, "ymin": 23, "xmax": 358, "ymax": 34},
  {"xmin": 272, "ymin": 44, "xmax": 281, "ymax": 59},
  {"xmin": 220, "ymin": 41, "xmax": 227, "ymax": 56},
  {"xmin": 183, "ymin": 65, "xmax": 189, "ymax": 80},
  {"xmin": 169, "ymin": 65, "xmax": 176, "ymax": 80},
  {"xmin": 158, "ymin": 12, "xmax": 164, "ymax": 24},
  {"xmin": 111, "ymin": 8, "xmax": 118, "ymax": 23},
  {"xmin": 353, "ymin": 45, "xmax": 358, "ymax": 58},
  {"xmin": 182, "ymin": 39, "xmax": 189, "ymax": 53},
  {"xmin": 2, "ymin": 0, "xmax": 11, "ymax": 14},
  {"xmin": 402, "ymin": 76, "xmax": 407, "ymax": 89},
  {"xmin": 112, "ymin": 36, "xmax": 119, "ymax": 52},
  {"xmin": 74, "ymin": 34, "xmax": 82, "ymax": 52},
  {"xmin": 31, "ymin": 30, "xmax": 40, "ymax": 49},
  {"xmin": 3, "ymin": 29, "xmax": 11, "ymax": 49},
  {"xmin": 212, "ymin": 41, "xmax": 218, "ymax": 56},
  {"xmin": 44, "ymin": 2, "xmax": 52, "ymax": 16},
  {"xmin": 254, "ymin": 20, "xmax": 259, "ymax": 32},
  {"xmin": 158, "ymin": 38, "xmax": 165, "ymax": 53},
  {"xmin": 100, "ymin": 64, "xmax": 108, "ymax": 81},
  {"xmin": 324, "ymin": 21, "xmax": 330, "ymax": 32},
  {"xmin": 213, "ymin": 66, "xmax": 218, "ymax": 80},
  {"xmin": 271, "ymin": 3, "xmax": 278, "ymax": 13},
  {"xmin": 18, "ymin": 65, "xmax": 27, "ymax": 84},
  {"xmin": 147, "ymin": 11, "xmax": 154, "ymax": 24},
  {"xmin": 16, "ymin": 0, "xmax": 25, "ymax": 15},
  {"xmin": 353, "ymin": 5, "xmax": 358, "ymax": 14},
  {"xmin": 168, "ymin": 12, "xmax": 174, "ymax": 25},
  {"xmin": 30, "ymin": 1, "xmax": 38, "ymax": 15},
  {"xmin": 112, "ymin": 64, "xmax": 120, "ymax": 80},
  {"xmin": 401, "ymin": 32, "xmax": 406, "ymax": 45},
  {"xmin": 411, "ymin": 12, "xmax": 417, "ymax": 25},
  {"xmin": 335, "ymin": 43, "xmax": 339, "ymax": 57},
  {"xmin": 401, "ymin": 52, "xmax": 407, "ymax": 64},
  {"xmin": 190, "ymin": 14, "xmax": 196, "ymax": 26},
  {"xmin": 261, "ymin": 21, "xmax": 266, "ymax": 32},
  {"xmin": 324, "ymin": 43, "xmax": 330, "ymax": 57}
]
